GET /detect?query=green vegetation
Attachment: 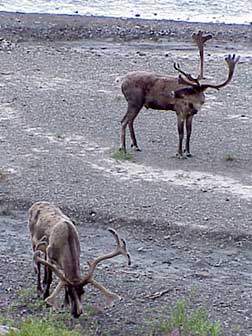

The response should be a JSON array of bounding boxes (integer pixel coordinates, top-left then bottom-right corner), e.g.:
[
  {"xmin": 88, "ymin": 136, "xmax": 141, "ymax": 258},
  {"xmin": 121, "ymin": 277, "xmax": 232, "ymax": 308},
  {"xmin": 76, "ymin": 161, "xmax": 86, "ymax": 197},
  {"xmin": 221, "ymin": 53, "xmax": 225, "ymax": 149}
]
[
  {"xmin": 2, "ymin": 286, "xmax": 97, "ymax": 336},
  {"xmin": 6, "ymin": 287, "xmax": 45, "ymax": 314},
  {"xmin": 2, "ymin": 286, "xmax": 222, "ymax": 336},
  {"xmin": 112, "ymin": 150, "xmax": 133, "ymax": 161},
  {"xmin": 153, "ymin": 299, "xmax": 221, "ymax": 336},
  {"xmin": 0, "ymin": 168, "xmax": 8, "ymax": 181},
  {"xmin": 224, "ymin": 153, "xmax": 235, "ymax": 161},
  {"xmin": 4, "ymin": 318, "xmax": 81, "ymax": 336},
  {"xmin": 114, "ymin": 95, "xmax": 124, "ymax": 102}
]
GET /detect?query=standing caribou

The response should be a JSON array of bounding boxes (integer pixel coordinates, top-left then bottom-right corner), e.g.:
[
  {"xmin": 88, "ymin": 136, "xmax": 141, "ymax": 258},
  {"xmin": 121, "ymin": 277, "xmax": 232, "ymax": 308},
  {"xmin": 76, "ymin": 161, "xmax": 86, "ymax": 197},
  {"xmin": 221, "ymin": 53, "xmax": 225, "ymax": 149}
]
[
  {"xmin": 117, "ymin": 31, "xmax": 240, "ymax": 158},
  {"xmin": 28, "ymin": 201, "xmax": 131, "ymax": 318}
]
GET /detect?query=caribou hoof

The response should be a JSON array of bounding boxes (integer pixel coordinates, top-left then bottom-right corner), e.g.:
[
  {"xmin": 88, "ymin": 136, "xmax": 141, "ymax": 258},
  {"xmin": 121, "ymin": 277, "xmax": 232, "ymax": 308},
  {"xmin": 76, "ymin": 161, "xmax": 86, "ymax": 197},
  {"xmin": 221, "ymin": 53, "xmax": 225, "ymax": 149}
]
[
  {"xmin": 118, "ymin": 147, "xmax": 126, "ymax": 153},
  {"xmin": 36, "ymin": 289, "xmax": 43, "ymax": 298},
  {"xmin": 131, "ymin": 144, "xmax": 141, "ymax": 151},
  {"xmin": 184, "ymin": 151, "xmax": 193, "ymax": 158},
  {"xmin": 45, "ymin": 297, "xmax": 59, "ymax": 310},
  {"xmin": 176, "ymin": 153, "xmax": 187, "ymax": 159}
]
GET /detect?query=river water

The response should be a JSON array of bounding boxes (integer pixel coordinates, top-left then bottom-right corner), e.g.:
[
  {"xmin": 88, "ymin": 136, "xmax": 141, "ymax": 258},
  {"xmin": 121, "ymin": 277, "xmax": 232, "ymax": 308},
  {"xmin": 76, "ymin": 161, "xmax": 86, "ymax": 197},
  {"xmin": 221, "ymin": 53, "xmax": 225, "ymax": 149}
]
[{"xmin": 0, "ymin": 0, "xmax": 251, "ymax": 25}]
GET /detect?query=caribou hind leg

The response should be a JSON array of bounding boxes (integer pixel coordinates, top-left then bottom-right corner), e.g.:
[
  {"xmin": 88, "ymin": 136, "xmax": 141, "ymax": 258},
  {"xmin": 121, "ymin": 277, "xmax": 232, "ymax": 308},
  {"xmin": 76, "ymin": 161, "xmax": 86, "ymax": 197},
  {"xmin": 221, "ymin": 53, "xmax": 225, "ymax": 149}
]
[{"xmin": 119, "ymin": 103, "xmax": 142, "ymax": 152}]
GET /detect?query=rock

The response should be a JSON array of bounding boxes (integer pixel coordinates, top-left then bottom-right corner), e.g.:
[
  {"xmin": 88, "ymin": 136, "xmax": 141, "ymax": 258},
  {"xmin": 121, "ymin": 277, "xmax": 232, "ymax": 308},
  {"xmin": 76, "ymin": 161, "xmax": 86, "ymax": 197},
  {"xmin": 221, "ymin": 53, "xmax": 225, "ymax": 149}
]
[
  {"xmin": 0, "ymin": 39, "xmax": 15, "ymax": 51},
  {"xmin": 194, "ymin": 271, "xmax": 210, "ymax": 278},
  {"xmin": 136, "ymin": 51, "xmax": 146, "ymax": 56},
  {"xmin": 0, "ymin": 325, "xmax": 18, "ymax": 335}
]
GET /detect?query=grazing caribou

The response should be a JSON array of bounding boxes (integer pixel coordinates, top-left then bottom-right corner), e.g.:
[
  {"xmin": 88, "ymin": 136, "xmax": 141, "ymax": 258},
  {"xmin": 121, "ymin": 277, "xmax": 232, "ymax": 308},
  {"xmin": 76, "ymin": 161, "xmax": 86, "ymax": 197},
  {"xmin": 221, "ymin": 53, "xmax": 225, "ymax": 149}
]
[{"xmin": 28, "ymin": 201, "xmax": 131, "ymax": 317}]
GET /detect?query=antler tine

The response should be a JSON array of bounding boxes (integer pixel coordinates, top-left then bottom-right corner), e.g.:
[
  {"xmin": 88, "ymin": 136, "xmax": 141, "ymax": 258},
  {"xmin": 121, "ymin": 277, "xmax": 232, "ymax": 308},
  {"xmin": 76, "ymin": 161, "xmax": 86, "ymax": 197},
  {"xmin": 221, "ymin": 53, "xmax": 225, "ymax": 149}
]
[
  {"xmin": 201, "ymin": 54, "xmax": 240, "ymax": 91},
  {"xmin": 177, "ymin": 74, "xmax": 196, "ymax": 87},
  {"xmin": 89, "ymin": 278, "xmax": 121, "ymax": 306},
  {"xmin": 79, "ymin": 228, "xmax": 131, "ymax": 286},
  {"xmin": 192, "ymin": 31, "xmax": 213, "ymax": 80},
  {"xmin": 108, "ymin": 227, "xmax": 120, "ymax": 245},
  {"xmin": 35, "ymin": 235, "xmax": 48, "ymax": 252},
  {"xmin": 174, "ymin": 62, "xmax": 200, "ymax": 86},
  {"xmin": 174, "ymin": 62, "xmax": 187, "ymax": 77},
  {"xmin": 33, "ymin": 250, "xmax": 73, "ymax": 286},
  {"xmin": 192, "ymin": 31, "xmax": 212, "ymax": 46},
  {"xmin": 225, "ymin": 53, "xmax": 240, "ymax": 69},
  {"xmin": 108, "ymin": 228, "xmax": 131, "ymax": 265},
  {"xmin": 120, "ymin": 237, "xmax": 131, "ymax": 266}
]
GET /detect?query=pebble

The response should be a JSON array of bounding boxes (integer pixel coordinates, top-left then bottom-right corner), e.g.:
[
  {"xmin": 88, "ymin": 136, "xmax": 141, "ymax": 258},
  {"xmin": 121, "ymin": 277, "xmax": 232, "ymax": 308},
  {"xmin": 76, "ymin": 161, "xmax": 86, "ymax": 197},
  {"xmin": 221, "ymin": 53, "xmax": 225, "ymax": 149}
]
[{"xmin": 136, "ymin": 51, "xmax": 146, "ymax": 56}]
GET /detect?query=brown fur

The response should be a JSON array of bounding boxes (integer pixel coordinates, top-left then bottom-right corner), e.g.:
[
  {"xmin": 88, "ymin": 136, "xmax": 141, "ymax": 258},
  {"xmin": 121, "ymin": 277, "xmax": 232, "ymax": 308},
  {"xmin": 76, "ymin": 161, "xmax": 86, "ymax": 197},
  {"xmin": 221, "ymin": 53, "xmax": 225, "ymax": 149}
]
[
  {"xmin": 28, "ymin": 202, "xmax": 130, "ymax": 318},
  {"xmin": 28, "ymin": 201, "xmax": 83, "ymax": 317},
  {"xmin": 118, "ymin": 54, "xmax": 239, "ymax": 158}
]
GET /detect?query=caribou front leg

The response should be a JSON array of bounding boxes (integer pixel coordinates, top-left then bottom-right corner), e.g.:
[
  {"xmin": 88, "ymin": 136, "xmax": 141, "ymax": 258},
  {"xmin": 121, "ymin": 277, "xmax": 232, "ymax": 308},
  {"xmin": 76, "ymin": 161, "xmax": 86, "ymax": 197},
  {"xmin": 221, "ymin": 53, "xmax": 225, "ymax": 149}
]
[
  {"xmin": 185, "ymin": 115, "xmax": 193, "ymax": 157},
  {"xmin": 176, "ymin": 116, "xmax": 185, "ymax": 159}
]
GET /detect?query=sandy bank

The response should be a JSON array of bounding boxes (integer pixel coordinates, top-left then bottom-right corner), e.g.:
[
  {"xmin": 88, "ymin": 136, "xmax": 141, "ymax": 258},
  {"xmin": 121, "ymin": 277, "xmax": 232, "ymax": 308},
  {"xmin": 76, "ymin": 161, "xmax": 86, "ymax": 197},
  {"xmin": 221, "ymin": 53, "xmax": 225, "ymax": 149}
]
[{"xmin": 0, "ymin": 11, "xmax": 251, "ymax": 43}]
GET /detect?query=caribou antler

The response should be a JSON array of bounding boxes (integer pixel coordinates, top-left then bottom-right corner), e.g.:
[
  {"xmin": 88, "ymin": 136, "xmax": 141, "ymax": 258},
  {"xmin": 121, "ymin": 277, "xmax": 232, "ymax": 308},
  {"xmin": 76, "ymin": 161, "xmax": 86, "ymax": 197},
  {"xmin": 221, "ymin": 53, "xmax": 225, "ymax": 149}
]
[
  {"xmin": 33, "ymin": 250, "xmax": 74, "ymax": 286},
  {"xmin": 79, "ymin": 228, "xmax": 131, "ymax": 286},
  {"xmin": 201, "ymin": 54, "xmax": 240, "ymax": 91},
  {"xmin": 35, "ymin": 235, "xmax": 48, "ymax": 251},
  {"xmin": 34, "ymin": 227, "xmax": 131, "ymax": 308},
  {"xmin": 89, "ymin": 278, "xmax": 121, "ymax": 306},
  {"xmin": 175, "ymin": 54, "xmax": 240, "ymax": 91},
  {"xmin": 174, "ymin": 63, "xmax": 200, "ymax": 86},
  {"xmin": 34, "ymin": 228, "xmax": 131, "ymax": 289},
  {"xmin": 177, "ymin": 74, "xmax": 198, "ymax": 87},
  {"xmin": 192, "ymin": 30, "xmax": 213, "ymax": 79}
]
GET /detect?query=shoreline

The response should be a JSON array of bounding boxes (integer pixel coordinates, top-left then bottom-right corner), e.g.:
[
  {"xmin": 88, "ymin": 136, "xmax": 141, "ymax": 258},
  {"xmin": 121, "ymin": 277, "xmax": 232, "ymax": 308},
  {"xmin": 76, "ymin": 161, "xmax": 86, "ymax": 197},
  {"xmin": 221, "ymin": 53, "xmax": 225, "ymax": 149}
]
[
  {"xmin": 0, "ymin": 11, "xmax": 251, "ymax": 43},
  {"xmin": 1, "ymin": 10, "xmax": 251, "ymax": 27}
]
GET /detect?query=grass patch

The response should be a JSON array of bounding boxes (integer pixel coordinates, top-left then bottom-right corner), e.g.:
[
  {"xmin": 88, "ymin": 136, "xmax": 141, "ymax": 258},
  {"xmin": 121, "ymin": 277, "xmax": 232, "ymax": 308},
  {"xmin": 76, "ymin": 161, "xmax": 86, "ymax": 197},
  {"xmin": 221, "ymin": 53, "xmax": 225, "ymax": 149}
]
[
  {"xmin": 55, "ymin": 133, "xmax": 65, "ymax": 140},
  {"xmin": 112, "ymin": 150, "xmax": 133, "ymax": 161},
  {"xmin": 150, "ymin": 299, "xmax": 221, "ymax": 336},
  {"xmin": 0, "ymin": 308, "xmax": 98, "ymax": 336},
  {"xmin": 224, "ymin": 154, "xmax": 235, "ymax": 162},
  {"xmin": 0, "ymin": 315, "xmax": 16, "ymax": 328},
  {"xmin": 2, "ymin": 286, "xmax": 221, "ymax": 336},
  {"xmin": 0, "ymin": 168, "xmax": 9, "ymax": 181},
  {"xmin": 2, "ymin": 286, "xmax": 100, "ymax": 335},
  {"xmin": 6, "ymin": 287, "xmax": 48, "ymax": 319},
  {"xmin": 4, "ymin": 318, "xmax": 82, "ymax": 336},
  {"xmin": 9, "ymin": 287, "xmax": 41, "ymax": 308},
  {"xmin": 114, "ymin": 95, "xmax": 124, "ymax": 102}
]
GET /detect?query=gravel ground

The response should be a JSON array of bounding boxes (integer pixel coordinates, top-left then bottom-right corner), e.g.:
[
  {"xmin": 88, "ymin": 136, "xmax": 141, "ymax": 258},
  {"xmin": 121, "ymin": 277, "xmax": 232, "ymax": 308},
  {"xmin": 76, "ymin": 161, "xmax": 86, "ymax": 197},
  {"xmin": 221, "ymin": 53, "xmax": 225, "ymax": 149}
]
[{"xmin": 0, "ymin": 12, "xmax": 252, "ymax": 336}]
